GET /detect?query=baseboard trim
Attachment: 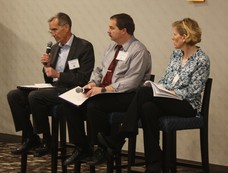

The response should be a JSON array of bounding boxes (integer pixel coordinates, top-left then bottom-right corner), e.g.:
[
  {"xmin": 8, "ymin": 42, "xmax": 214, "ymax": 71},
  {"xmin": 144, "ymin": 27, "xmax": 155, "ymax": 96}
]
[
  {"xmin": 0, "ymin": 133, "xmax": 21, "ymax": 143},
  {"xmin": 177, "ymin": 158, "xmax": 228, "ymax": 173},
  {"xmin": 121, "ymin": 149, "xmax": 228, "ymax": 172}
]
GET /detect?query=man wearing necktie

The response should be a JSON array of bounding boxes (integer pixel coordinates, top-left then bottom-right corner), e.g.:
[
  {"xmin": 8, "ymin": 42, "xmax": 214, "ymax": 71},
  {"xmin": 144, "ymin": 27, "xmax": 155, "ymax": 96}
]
[{"xmin": 63, "ymin": 13, "xmax": 152, "ymax": 166}]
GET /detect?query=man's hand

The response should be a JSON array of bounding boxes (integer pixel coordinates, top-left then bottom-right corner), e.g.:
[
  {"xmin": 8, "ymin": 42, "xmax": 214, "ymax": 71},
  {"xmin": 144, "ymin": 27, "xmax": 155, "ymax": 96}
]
[
  {"xmin": 83, "ymin": 82, "xmax": 96, "ymax": 97},
  {"xmin": 44, "ymin": 67, "xmax": 60, "ymax": 78},
  {"xmin": 84, "ymin": 87, "xmax": 102, "ymax": 97},
  {"xmin": 84, "ymin": 82, "xmax": 96, "ymax": 89},
  {"xmin": 41, "ymin": 53, "xmax": 51, "ymax": 66},
  {"xmin": 83, "ymin": 84, "xmax": 114, "ymax": 97}
]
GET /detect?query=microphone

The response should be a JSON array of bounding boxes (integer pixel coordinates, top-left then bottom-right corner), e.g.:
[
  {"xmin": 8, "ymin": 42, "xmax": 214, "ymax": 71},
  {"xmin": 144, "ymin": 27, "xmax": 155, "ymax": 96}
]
[
  {"xmin": 46, "ymin": 41, "xmax": 53, "ymax": 54},
  {"xmin": 44, "ymin": 41, "xmax": 53, "ymax": 66},
  {"xmin": 75, "ymin": 86, "xmax": 90, "ymax": 93}
]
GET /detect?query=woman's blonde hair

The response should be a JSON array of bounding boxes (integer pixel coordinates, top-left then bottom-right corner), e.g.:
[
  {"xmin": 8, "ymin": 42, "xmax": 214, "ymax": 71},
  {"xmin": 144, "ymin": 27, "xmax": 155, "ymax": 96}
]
[{"xmin": 172, "ymin": 18, "xmax": 202, "ymax": 45}]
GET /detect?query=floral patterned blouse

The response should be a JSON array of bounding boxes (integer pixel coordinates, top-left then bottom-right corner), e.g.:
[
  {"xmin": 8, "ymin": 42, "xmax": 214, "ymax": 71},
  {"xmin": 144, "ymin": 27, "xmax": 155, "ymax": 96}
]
[{"xmin": 159, "ymin": 48, "xmax": 210, "ymax": 112}]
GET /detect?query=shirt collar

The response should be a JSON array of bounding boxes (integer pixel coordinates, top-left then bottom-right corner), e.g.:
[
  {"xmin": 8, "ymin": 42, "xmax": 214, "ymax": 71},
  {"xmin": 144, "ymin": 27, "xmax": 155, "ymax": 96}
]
[
  {"xmin": 114, "ymin": 36, "xmax": 136, "ymax": 52},
  {"xmin": 58, "ymin": 34, "xmax": 74, "ymax": 48}
]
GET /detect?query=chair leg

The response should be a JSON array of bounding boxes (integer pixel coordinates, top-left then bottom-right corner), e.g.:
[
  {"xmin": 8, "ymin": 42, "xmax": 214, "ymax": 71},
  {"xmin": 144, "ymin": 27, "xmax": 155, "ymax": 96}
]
[
  {"xmin": 162, "ymin": 131, "xmax": 176, "ymax": 173},
  {"xmin": 128, "ymin": 136, "xmax": 137, "ymax": 164},
  {"xmin": 60, "ymin": 115, "xmax": 67, "ymax": 173},
  {"xmin": 51, "ymin": 105, "xmax": 69, "ymax": 173},
  {"xmin": 51, "ymin": 116, "xmax": 59, "ymax": 173},
  {"xmin": 108, "ymin": 122, "xmax": 121, "ymax": 173},
  {"xmin": 74, "ymin": 162, "xmax": 96, "ymax": 173},
  {"xmin": 89, "ymin": 166, "xmax": 96, "ymax": 173},
  {"xmin": 89, "ymin": 165, "xmax": 96, "ymax": 173},
  {"xmin": 115, "ymin": 153, "xmax": 122, "ymax": 173},
  {"xmin": 162, "ymin": 132, "xmax": 170, "ymax": 173},
  {"xmin": 74, "ymin": 162, "xmax": 81, "ymax": 173},
  {"xmin": 21, "ymin": 152, "xmax": 28, "ymax": 173},
  {"xmin": 170, "ymin": 132, "xmax": 176, "ymax": 173},
  {"xmin": 21, "ymin": 130, "xmax": 27, "ymax": 173},
  {"xmin": 127, "ymin": 136, "xmax": 137, "ymax": 172},
  {"xmin": 107, "ymin": 154, "xmax": 114, "ymax": 173},
  {"xmin": 200, "ymin": 128, "xmax": 209, "ymax": 173}
]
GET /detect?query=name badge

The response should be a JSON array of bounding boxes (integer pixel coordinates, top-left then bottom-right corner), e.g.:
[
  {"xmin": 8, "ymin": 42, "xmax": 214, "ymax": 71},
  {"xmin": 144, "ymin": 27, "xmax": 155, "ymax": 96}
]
[
  {"xmin": 116, "ymin": 51, "xmax": 128, "ymax": 61},
  {"xmin": 68, "ymin": 59, "xmax": 79, "ymax": 70},
  {"xmin": 172, "ymin": 74, "xmax": 180, "ymax": 85}
]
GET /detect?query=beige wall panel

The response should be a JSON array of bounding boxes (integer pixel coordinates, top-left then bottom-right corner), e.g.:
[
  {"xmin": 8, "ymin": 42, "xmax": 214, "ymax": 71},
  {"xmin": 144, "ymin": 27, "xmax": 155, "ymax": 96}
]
[{"xmin": 0, "ymin": 0, "xmax": 227, "ymax": 166}]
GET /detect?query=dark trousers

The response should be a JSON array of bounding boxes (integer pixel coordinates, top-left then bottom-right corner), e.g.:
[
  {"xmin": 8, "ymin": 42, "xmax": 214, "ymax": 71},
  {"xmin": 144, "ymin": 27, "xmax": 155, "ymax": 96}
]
[
  {"xmin": 121, "ymin": 86, "xmax": 196, "ymax": 164},
  {"xmin": 65, "ymin": 92, "xmax": 135, "ymax": 146},
  {"xmin": 7, "ymin": 87, "xmax": 67, "ymax": 138}
]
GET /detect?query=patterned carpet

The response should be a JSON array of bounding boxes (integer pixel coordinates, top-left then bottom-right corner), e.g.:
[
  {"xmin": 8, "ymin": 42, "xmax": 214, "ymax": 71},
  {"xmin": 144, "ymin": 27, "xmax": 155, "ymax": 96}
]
[
  {"xmin": 0, "ymin": 141, "xmax": 136, "ymax": 173},
  {"xmin": 0, "ymin": 141, "xmax": 207, "ymax": 173}
]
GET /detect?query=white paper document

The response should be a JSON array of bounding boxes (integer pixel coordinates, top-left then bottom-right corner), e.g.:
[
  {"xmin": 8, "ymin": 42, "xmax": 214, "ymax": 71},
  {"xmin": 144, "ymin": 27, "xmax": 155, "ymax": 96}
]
[
  {"xmin": 17, "ymin": 83, "xmax": 54, "ymax": 90},
  {"xmin": 144, "ymin": 80, "xmax": 182, "ymax": 100},
  {"xmin": 59, "ymin": 87, "xmax": 89, "ymax": 106}
]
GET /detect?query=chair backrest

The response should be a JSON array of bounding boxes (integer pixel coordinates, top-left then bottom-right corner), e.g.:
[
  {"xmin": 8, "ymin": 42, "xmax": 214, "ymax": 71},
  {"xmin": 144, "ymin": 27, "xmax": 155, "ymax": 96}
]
[{"xmin": 200, "ymin": 78, "xmax": 213, "ymax": 126}]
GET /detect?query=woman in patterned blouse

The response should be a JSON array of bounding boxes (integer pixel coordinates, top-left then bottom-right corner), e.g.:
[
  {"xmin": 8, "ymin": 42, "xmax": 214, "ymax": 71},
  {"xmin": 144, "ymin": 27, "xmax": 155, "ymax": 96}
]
[{"xmin": 96, "ymin": 18, "xmax": 210, "ymax": 173}]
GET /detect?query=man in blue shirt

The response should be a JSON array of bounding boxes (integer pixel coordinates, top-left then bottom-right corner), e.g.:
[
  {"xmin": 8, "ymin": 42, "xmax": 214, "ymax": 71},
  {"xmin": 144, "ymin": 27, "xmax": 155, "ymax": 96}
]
[{"xmin": 7, "ymin": 12, "xmax": 95, "ymax": 157}]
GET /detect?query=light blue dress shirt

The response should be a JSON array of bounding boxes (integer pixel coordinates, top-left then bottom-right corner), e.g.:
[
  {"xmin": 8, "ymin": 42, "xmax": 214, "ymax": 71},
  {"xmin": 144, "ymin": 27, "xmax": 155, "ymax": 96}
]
[{"xmin": 53, "ymin": 35, "xmax": 74, "ymax": 82}]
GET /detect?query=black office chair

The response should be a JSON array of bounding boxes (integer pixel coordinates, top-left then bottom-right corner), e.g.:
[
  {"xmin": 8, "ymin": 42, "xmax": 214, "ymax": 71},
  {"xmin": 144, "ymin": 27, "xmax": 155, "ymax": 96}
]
[
  {"xmin": 20, "ymin": 105, "xmax": 67, "ymax": 173},
  {"xmin": 107, "ymin": 77, "xmax": 212, "ymax": 173},
  {"xmin": 159, "ymin": 77, "xmax": 212, "ymax": 173}
]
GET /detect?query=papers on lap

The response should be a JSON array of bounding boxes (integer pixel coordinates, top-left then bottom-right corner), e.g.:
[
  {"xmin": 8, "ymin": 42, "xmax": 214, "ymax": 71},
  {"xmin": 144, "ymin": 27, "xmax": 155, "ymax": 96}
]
[
  {"xmin": 59, "ymin": 87, "xmax": 89, "ymax": 106},
  {"xmin": 144, "ymin": 80, "xmax": 182, "ymax": 100},
  {"xmin": 17, "ymin": 83, "xmax": 54, "ymax": 90}
]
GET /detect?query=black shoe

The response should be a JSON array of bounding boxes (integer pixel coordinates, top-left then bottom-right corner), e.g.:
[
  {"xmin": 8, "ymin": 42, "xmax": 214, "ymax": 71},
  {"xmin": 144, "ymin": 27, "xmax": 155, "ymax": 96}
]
[
  {"xmin": 97, "ymin": 132, "xmax": 125, "ymax": 153},
  {"xmin": 33, "ymin": 140, "xmax": 50, "ymax": 157},
  {"xmin": 11, "ymin": 134, "xmax": 41, "ymax": 155},
  {"xmin": 86, "ymin": 146, "xmax": 107, "ymax": 166},
  {"xmin": 63, "ymin": 146, "xmax": 92, "ymax": 166}
]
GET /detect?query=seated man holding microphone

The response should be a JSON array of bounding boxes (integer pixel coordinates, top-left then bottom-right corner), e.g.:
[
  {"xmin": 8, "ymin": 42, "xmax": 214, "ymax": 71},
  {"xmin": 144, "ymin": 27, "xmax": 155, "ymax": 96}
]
[{"xmin": 7, "ymin": 12, "xmax": 95, "ymax": 157}]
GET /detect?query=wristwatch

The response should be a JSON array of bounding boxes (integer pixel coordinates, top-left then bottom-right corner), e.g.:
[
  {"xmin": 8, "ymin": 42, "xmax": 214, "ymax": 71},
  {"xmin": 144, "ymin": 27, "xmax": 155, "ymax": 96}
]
[{"xmin": 101, "ymin": 87, "xmax": 107, "ymax": 93}]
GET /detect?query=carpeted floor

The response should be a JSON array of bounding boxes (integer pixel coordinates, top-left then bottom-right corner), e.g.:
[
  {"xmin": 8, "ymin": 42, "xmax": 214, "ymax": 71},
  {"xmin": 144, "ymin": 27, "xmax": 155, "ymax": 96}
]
[
  {"xmin": 0, "ymin": 141, "xmax": 220, "ymax": 173},
  {"xmin": 0, "ymin": 141, "xmax": 135, "ymax": 173}
]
